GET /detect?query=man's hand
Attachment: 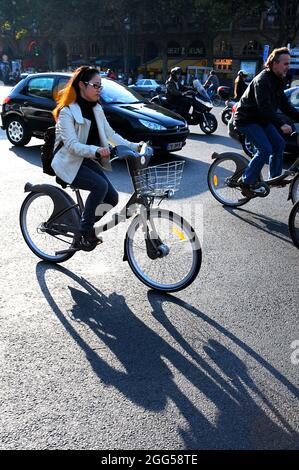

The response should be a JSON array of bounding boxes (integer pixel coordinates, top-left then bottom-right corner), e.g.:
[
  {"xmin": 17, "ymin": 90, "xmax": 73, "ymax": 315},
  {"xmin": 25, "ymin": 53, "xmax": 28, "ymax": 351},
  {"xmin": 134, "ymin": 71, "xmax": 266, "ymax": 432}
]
[
  {"xmin": 281, "ymin": 124, "xmax": 292, "ymax": 134},
  {"xmin": 96, "ymin": 147, "xmax": 110, "ymax": 158}
]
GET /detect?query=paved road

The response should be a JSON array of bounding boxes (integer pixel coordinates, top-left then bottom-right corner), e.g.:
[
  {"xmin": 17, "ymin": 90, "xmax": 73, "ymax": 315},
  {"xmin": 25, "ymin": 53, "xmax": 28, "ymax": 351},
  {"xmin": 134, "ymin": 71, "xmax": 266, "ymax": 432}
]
[{"xmin": 0, "ymin": 104, "xmax": 298, "ymax": 450}]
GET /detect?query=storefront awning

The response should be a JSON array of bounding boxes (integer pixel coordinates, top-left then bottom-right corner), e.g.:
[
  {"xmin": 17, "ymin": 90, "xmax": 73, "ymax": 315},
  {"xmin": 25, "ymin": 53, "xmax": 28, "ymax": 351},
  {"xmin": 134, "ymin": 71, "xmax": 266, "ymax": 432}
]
[{"xmin": 138, "ymin": 57, "xmax": 178, "ymax": 72}]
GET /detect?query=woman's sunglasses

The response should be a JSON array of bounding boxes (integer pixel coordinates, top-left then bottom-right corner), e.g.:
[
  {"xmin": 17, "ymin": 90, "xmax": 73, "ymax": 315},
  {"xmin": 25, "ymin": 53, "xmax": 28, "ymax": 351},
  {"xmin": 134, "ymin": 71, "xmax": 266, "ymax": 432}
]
[{"xmin": 84, "ymin": 81, "xmax": 103, "ymax": 90}]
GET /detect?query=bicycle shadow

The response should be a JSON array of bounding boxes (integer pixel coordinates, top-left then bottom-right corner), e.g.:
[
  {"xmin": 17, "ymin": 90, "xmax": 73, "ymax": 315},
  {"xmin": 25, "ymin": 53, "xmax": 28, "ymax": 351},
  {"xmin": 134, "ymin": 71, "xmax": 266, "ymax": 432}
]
[
  {"xmin": 223, "ymin": 207, "xmax": 293, "ymax": 245},
  {"xmin": 147, "ymin": 291, "xmax": 299, "ymax": 449},
  {"xmin": 36, "ymin": 262, "xmax": 298, "ymax": 449}
]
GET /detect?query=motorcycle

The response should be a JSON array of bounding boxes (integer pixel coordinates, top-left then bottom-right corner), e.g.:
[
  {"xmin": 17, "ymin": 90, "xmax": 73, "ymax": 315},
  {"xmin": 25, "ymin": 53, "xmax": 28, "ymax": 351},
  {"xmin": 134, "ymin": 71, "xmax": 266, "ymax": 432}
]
[
  {"xmin": 209, "ymin": 85, "xmax": 231, "ymax": 106},
  {"xmin": 150, "ymin": 79, "xmax": 218, "ymax": 135},
  {"xmin": 221, "ymin": 99, "xmax": 236, "ymax": 125}
]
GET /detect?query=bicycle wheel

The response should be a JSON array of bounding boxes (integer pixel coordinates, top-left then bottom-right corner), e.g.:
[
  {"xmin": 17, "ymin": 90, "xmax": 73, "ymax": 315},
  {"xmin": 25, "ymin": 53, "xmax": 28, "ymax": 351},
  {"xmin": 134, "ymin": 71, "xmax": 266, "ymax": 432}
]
[
  {"xmin": 125, "ymin": 208, "xmax": 201, "ymax": 292},
  {"xmin": 20, "ymin": 192, "xmax": 77, "ymax": 263},
  {"xmin": 207, "ymin": 155, "xmax": 250, "ymax": 207},
  {"xmin": 288, "ymin": 200, "xmax": 299, "ymax": 248},
  {"xmin": 290, "ymin": 173, "xmax": 299, "ymax": 204}
]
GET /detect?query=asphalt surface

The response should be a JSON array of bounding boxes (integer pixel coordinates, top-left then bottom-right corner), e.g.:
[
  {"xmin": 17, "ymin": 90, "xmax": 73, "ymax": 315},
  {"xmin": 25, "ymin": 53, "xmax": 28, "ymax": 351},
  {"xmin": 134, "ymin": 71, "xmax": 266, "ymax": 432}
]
[{"xmin": 0, "ymin": 98, "xmax": 298, "ymax": 450}]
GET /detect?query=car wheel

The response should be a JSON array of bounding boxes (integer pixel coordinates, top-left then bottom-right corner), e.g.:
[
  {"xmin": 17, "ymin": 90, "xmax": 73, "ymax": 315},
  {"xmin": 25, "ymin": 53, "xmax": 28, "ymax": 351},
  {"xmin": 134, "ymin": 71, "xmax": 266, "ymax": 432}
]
[
  {"xmin": 241, "ymin": 136, "xmax": 257, "ymax": 158},
  {"xmin": 6, "ymin": 116, "xmax": 31, "ymax": 146}
]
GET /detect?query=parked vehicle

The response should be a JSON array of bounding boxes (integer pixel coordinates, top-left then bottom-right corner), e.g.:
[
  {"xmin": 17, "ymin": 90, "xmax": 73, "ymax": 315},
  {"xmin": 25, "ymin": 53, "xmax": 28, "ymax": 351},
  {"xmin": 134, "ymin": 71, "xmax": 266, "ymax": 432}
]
[
  {"xmin": 210, "ymin": 85, "xmax": 231, "ymax": 106},
  {"xmin": 1, "ymin": 72, "xmax": 189, "ymax": 153},
  {"xmin": 228, "ymin": 86, "xmax": 299, "ymax": 158},
  {"xmin": 221, "ymin": 99, "xmax": 236, "ymax": 125},
  {"xmin": 128, "ymin": 78, "xmax": 166, "ymax": 98},
  {"xmin": 150, "ymin": 79, "xmax": 218, "ymax": 134}
]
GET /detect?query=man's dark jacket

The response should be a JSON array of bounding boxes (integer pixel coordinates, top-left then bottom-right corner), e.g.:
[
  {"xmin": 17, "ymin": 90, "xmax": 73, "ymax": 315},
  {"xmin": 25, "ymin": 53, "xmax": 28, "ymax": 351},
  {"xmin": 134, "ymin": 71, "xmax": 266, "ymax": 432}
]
[
  {"xmin": 165, "ymin": 77, "xmax": 185, "ymax": 102},
  {"xmin": 234, "ymin": 69, "xmax": 299, "ymax": 127}
]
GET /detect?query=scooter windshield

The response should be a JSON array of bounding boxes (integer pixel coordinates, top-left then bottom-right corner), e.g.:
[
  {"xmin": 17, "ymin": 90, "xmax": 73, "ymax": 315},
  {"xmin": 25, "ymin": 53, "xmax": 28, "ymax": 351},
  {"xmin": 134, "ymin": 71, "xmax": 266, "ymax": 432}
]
[{"xmin": 197, "ymin": 88, "xmax": 211, "ymax": 102}]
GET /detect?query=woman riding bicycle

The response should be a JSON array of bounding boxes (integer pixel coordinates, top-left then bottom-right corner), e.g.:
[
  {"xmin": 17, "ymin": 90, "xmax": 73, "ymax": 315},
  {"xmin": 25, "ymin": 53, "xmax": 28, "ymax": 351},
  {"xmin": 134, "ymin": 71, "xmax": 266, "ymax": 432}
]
[{"xmin": 52, "ymin": 66, "xmax": 143, "ymax": 246}]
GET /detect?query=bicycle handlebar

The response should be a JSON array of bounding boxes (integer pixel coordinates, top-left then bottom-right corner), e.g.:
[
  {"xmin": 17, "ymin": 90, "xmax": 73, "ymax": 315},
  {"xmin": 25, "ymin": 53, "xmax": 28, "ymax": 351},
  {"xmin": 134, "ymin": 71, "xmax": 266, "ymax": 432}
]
[{"xmin": 109, "ymin": 141, "xmax": 153, "ymax": 163}]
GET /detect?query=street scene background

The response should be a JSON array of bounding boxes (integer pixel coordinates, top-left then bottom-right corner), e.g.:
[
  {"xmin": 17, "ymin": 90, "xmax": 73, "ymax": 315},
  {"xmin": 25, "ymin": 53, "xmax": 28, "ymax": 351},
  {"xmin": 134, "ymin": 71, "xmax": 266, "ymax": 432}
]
[{"xmin": 0, "ymin": 82, "xmax": 298, "ymax": 449}]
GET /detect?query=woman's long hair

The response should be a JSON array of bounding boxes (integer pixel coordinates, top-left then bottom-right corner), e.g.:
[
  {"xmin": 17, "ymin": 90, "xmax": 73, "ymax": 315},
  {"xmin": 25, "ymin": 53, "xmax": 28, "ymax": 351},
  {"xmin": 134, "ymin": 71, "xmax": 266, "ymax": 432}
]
[{"xmin": 53, "ymin": 66, "xmax": 99, "ymax": 121}]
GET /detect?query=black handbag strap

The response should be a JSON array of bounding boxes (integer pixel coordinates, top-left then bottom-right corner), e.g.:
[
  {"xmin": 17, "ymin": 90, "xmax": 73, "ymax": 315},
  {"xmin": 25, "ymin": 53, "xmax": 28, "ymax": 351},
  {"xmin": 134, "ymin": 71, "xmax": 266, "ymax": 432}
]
[{"xmin": 53, "ymin": 140, "xmax": 64, "ymax": 156}]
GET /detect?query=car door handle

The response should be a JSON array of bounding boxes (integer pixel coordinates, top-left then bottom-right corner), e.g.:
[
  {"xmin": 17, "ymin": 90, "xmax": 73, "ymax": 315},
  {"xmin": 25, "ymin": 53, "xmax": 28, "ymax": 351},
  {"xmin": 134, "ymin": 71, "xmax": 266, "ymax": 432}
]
[{"xmin": 23, "ymin": 101, "xmax": 29, "ymax": 106}]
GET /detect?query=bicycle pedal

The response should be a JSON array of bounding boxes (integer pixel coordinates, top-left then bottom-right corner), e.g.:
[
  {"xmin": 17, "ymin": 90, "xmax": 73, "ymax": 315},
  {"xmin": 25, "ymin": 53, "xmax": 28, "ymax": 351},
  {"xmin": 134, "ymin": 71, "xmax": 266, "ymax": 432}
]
[{"xmin": 55, "ymin": 247, "xmax": 79, "ymax": 256}]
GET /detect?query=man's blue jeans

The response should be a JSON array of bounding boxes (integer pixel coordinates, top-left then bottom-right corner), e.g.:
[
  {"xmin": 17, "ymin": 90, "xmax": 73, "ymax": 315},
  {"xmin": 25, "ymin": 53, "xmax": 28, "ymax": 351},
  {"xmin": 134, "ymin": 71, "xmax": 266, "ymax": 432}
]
[
  {"xmin": 236, "ymin": 123, "xmax": 285, "ymax": 184},
  {"xmin": 72, "ymin": 159, "xmax": 118, "ymax": 233}
]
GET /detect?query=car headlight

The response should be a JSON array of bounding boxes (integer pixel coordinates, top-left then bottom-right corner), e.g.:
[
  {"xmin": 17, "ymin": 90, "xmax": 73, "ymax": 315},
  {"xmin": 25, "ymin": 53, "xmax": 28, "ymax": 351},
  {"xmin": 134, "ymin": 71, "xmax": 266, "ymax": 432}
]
[{"xmin": 139, "ymin": 119, "xmax": 166, "ymax": 131}]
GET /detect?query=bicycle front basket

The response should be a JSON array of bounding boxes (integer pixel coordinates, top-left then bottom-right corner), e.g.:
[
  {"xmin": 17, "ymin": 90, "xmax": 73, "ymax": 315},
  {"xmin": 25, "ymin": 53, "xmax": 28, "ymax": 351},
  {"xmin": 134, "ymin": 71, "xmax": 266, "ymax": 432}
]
[{"xmin": 133, "ymin": 161, "xmax": 185, "ymax": 196}]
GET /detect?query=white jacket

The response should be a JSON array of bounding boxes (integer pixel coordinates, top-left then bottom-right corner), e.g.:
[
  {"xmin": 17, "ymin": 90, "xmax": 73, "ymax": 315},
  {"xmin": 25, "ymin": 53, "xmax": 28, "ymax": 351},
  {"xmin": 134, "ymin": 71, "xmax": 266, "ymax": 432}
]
[{"xmin": 51, "ymin": 102, "xmax": 140, "ymax": 184}]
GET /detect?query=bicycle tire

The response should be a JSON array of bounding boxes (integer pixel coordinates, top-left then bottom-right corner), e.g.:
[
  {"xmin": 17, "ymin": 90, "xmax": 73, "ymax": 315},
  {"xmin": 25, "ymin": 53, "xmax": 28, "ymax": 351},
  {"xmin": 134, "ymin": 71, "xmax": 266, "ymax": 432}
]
[
  {"xmin": 20, "ymin": 192, "xmax": 77, "ymax": 263},
  {"xmin": 288, "ymin": 200, "xmax": 299, "ymax": 248},
  {"xmin": 207, "ymin": 155, "xmax": 250, "ymax": 207},
  {"xmin": 290, "ymin": 173, "xmax": 299, "ymax": 204},
  {"xmin": 124, "ymin": 208, "xmax": 201, "ymax": 292}
]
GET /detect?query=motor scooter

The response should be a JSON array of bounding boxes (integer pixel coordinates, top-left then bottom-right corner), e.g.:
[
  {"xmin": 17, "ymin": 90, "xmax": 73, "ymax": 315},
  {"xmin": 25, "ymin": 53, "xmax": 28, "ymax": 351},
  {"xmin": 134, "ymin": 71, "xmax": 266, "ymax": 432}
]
[
  {"xmin": 221, "ymin": 99, "xmax": 236, "ymax": 125},
  {"xmin": 151, "ymin": 79, "xmax": 218, "ymax": 135}
]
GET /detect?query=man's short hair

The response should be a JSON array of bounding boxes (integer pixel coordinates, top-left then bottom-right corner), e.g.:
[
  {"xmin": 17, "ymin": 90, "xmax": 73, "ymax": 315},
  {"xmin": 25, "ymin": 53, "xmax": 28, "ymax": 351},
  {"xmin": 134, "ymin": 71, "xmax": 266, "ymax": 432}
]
[{"xmin": 265, "ymin": 47, "xmax": 290, "ymax": 69}]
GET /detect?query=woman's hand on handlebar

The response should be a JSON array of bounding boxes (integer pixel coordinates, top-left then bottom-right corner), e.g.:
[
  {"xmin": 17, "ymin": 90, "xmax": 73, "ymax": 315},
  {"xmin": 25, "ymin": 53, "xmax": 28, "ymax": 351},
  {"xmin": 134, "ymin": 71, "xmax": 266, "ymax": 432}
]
[
  {"xmin": 96, "ymin": 147, "xmax": 110, "ymax": 158},
  {"xmin": 137, "ymin": 141, "xmax": 145, "ymax": 153}
]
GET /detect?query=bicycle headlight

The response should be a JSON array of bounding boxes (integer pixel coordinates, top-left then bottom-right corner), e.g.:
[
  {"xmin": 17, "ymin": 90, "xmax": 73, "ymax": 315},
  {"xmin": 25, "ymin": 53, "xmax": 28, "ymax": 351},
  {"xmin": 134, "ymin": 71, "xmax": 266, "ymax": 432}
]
[{"xmin": 139, "ymin": 119, "xmax": 166, "ymax": 131}]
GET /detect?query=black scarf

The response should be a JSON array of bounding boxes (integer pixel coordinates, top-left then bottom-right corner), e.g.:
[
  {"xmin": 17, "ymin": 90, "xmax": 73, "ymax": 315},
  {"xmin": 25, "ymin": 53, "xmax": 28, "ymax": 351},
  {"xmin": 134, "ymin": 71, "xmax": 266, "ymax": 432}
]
[{"xmin": 77, "ymin": 95, "xmax": 101, "ymax": 147}]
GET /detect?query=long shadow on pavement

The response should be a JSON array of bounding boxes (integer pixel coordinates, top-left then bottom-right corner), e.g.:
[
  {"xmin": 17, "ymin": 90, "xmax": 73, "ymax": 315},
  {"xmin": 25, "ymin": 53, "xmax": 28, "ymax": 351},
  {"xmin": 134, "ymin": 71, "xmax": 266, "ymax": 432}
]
[
  {"xmin": 223, "ymin": 207, "xmax": 294, "ymax": 245},
  {"xmin": 36, "ymin": 262, "xmax": 299, "ymax": 449}
]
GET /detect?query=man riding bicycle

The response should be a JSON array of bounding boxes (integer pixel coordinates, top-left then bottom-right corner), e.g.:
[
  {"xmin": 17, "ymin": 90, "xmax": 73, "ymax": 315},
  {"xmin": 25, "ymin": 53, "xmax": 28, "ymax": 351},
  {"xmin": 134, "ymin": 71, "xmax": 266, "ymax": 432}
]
[{"xmin": 234, "ymin": 47, "xmax": 299, "ymax": 197}]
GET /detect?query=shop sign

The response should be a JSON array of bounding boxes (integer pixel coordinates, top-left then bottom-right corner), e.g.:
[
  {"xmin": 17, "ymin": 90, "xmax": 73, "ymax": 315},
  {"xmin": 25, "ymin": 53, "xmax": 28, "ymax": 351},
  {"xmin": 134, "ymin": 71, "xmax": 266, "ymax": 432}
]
[
  {"xmin": 214, "ymin": 59, "xmax": 233, "ymax": 66},
  {"xmin": 188, "ymin": 46, "xmax": 204, "ymax": 56}
]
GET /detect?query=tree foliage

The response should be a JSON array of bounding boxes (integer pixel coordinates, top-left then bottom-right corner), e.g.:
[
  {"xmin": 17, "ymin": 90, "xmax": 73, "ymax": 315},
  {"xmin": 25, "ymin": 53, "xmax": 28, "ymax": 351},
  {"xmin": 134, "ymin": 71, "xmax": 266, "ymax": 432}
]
[{"xmin": 0, "ymin": 0, "xmax": 298, "ymax": 58}]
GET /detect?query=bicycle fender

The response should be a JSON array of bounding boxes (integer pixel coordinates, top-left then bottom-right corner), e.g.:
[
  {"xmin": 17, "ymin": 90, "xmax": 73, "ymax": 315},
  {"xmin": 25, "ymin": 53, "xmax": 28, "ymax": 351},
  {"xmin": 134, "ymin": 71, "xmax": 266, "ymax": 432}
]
[
  {"xmin": 123, "ymin": 236, "xmax": 128, "ymax": 262},
  {"xmin": 24, "ymin": 182, "xmax": 80, "ymax": 225},
  {"xmin": 288, "ymin": 175, "xmax": 298, "ymax": 201}
]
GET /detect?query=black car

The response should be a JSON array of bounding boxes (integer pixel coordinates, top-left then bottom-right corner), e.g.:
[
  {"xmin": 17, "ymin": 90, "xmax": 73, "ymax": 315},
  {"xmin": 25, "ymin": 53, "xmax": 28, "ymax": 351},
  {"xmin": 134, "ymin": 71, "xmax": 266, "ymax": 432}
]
[{"xmin": 1, "ymin": 72, "xmax": 189, "ymax": 153}]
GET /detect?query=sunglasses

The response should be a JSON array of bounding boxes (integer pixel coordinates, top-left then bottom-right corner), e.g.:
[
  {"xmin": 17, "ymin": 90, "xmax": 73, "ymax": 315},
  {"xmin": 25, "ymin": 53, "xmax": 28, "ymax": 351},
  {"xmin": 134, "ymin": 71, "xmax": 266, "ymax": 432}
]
[{"xmin": 84, "ymin": 81, "xmax": 103, "ymax": 90}]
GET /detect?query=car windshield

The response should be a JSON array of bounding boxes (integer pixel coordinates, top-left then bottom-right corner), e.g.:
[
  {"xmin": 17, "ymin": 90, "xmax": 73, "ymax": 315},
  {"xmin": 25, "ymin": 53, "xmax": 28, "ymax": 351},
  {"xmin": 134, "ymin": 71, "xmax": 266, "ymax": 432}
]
[{"xmin": 101, "ymin": 78, "xmax": 143, "ymax": 104}]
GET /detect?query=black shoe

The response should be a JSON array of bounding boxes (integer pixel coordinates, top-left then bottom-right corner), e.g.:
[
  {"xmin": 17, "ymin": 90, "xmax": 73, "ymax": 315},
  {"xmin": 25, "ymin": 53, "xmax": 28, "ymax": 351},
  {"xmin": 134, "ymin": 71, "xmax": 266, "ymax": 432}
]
[
  {"xmin": 239, "ymin": 181, "xmax": 268, "ymax": 198},
  {"xmin": 80, "ymin": 229, "xmax": 102, "ymax": 246}
]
